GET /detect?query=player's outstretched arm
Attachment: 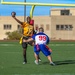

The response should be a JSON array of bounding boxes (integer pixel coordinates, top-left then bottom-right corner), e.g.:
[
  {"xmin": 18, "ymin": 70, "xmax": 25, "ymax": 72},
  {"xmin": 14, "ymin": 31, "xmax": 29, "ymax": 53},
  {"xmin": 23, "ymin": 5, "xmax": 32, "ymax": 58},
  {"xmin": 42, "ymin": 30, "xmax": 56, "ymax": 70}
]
[
  {"xmin": 23, "ymin": 38, "xmax": 33, "ymax": 42},
  {"xmin": 11, "ymin": 12, "xmax": 23, "ymax": 25}
]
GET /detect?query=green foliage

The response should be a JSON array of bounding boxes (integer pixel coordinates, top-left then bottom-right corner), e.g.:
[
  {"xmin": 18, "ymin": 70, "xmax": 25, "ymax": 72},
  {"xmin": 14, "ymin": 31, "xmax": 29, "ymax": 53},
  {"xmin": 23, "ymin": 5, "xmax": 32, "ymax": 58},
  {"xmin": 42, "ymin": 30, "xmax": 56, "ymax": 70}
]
[{"xmin": 5, "ymin": 30, "xmax": 22, "ymax": 40}]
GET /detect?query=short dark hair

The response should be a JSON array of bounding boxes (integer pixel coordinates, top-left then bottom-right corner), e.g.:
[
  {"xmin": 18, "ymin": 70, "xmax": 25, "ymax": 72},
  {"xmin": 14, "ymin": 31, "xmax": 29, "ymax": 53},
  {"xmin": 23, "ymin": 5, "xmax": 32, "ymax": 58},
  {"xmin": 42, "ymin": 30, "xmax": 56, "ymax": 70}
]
[
  {"xmin": 39, "ymin": 27, "xmax": 44, "ymax": 32},
  {"xmin": 27, "ymin": 16, "xmax": 31, "ymax": 19}
]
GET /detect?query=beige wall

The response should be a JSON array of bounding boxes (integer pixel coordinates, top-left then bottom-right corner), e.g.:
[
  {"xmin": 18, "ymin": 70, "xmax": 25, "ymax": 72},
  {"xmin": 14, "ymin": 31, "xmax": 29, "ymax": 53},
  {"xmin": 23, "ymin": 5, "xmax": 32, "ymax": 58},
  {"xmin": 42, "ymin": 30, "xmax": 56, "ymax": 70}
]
[
  {"xmin": 1, "ymin": 8, "xmax": 75, "ymax": 40},
  {"xmin": 0, "ymin": 16, "xmax": 51, "ymax": 40},
  {"xmin": 51, "ymin": 16, "xmax": 75, "ymax": 40},
  {"xmin": 0, "ymin": 16, "xmax": 22, "ymax": 39},
  {"xmin": 33, "ymin": 16, "xmax": 51, "ymax": 37},
  {"xmin": 68, "ymin": 8, "xmax": 75, "ymax": 15},
  {"xmin": 51, "ymin": 9, "xmax": 60, "ymax": 16},
  {"xmin": 51, "ymin": 8, "xmax": 75, "ymax": 16}
]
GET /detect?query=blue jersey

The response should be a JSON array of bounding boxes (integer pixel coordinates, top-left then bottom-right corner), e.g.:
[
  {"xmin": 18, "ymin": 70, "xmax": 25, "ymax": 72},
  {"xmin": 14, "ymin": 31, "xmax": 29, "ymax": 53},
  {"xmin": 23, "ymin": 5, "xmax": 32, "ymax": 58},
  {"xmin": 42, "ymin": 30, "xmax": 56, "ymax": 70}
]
[
  {"xmin": 32, "ymin": 32, "xmax": 50, "ymax": 45},
  {"xmin": 32, "ymin": 32, "xmax": 51, "ymax": 56}
]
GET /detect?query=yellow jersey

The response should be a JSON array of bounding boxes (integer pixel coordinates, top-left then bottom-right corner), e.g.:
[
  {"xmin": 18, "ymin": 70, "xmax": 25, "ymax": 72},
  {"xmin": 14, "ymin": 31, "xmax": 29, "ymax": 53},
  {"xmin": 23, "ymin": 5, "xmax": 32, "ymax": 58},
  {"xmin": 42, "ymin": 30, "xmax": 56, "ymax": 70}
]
[{"xmin": 21, "ymin": 22, "xmax": 33, "ymax": 37}]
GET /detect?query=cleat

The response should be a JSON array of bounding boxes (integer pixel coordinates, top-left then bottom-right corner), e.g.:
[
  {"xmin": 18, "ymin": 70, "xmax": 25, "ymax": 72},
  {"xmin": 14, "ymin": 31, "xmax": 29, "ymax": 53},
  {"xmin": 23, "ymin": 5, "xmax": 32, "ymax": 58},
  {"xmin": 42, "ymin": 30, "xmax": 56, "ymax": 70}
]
[
  {"xmin": 50, "ymin": 62, "xmax": 55, "ymax": 66},
  {"xmin": 34, "ymin": 60, "xmax": 39, "ymax": 65},
  {"xmin": 23, "ymin": 62, "xmax": 26, "ymax": 64},
  {"xmin": 39, "ymin": 59, "xmax": 41, "ymax": 61}
]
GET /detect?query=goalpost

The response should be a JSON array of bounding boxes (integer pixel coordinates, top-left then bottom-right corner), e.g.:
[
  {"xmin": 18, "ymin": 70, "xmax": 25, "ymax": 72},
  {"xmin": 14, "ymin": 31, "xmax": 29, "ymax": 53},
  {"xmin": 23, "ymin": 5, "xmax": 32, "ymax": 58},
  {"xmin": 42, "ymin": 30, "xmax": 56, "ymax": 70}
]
[{"xmin": 1, "ymin": 0, "xmax": 75, "ymax": 18}]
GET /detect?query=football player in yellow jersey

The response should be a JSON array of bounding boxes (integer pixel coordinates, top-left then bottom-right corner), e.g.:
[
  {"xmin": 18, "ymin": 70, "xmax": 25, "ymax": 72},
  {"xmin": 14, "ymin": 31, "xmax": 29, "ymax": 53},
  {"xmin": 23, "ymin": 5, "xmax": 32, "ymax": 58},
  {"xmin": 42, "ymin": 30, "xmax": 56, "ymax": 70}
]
[{"xmin": 11, "ymin": 12, "xmax": 41, "ymax": 64}]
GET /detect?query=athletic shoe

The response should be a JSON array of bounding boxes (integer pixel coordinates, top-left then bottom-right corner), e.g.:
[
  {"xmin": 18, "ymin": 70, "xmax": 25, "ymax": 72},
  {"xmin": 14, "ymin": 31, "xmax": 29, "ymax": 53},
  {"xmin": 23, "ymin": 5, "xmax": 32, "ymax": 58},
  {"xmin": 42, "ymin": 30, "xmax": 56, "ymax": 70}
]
[
  {"xmin": 23, "ymin": 62, "xmax": 27, "ymax": 64},
  {"xmin": 50, "ymin": 62, "xmax": 55, "ymax": 66},
  {"xmin": 39, "ymin": 59, "xmax": 41, "ymax": 61},
  {"xmin": 34, "ymin": 60, "xmax": 39, "ymax": 65}
]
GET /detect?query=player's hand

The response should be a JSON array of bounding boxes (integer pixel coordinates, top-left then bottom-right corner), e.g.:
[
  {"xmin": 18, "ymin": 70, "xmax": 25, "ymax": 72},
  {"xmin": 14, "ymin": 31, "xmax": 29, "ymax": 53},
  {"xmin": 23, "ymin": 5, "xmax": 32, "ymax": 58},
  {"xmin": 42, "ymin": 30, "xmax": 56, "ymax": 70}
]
[
  {"xmin": 11, "ymin": 12, "xmax": 16, "ymax": 18},
  {"xmin": 23, "ymin": 39, "xmax": 27, "ymax": 42}
]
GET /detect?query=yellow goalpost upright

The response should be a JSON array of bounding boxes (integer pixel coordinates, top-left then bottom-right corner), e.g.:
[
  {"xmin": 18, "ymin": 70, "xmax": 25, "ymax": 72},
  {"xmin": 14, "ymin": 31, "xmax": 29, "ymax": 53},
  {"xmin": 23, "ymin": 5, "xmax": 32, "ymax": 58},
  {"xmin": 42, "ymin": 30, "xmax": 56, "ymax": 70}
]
[{"xmin": 1, "ymin": 0, "xmax": 75, "ymax": 18}]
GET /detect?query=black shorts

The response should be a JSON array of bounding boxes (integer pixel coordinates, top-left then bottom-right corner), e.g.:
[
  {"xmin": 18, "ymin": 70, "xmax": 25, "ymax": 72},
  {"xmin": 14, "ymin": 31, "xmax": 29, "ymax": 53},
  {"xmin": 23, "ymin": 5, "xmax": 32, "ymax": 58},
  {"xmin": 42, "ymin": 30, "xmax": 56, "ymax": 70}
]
[{"xmin": 22, "ymin": 36, "xmax": 34, "ymax": 49}]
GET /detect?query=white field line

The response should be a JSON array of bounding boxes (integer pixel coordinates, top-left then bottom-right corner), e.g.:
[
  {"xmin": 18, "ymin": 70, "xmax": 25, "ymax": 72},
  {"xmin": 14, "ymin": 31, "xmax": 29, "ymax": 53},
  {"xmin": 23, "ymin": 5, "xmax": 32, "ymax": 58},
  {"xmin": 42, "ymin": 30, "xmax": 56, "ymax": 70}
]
[
  {"xmin": 50, "ymin": 44, "xmax": 75, "ymax": 46},
  {"xmin": 0, "ymin": 44, "xmax": 75, "ymax": 47},
  {"xmin": 13, "ymin": 73, "xmax": 75, "ymax": 75},
  {"xmin": 4, "ymin": 52, "xmax": 21, "ymax": 54},
  {"xmin": 0, "ymin": 44, "xmax": 17, "ymax": 46}
]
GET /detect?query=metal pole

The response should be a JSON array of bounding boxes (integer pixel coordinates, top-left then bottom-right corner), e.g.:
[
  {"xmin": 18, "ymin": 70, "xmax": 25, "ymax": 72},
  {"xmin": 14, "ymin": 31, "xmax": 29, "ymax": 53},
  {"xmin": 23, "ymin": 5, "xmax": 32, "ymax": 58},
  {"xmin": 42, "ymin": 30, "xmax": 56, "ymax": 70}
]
[{"xmin": 24, "ymin": 0, "xmax": 26, "ymax": 22}]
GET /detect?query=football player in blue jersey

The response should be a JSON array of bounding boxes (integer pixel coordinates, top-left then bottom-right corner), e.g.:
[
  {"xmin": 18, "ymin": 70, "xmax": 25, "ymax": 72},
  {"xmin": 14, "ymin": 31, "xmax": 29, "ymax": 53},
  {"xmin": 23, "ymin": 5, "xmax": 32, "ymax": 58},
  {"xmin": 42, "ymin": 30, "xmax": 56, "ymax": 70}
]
[{"xmin": 23, "ymin": 27, "xmax": 55, "ymax": 66}]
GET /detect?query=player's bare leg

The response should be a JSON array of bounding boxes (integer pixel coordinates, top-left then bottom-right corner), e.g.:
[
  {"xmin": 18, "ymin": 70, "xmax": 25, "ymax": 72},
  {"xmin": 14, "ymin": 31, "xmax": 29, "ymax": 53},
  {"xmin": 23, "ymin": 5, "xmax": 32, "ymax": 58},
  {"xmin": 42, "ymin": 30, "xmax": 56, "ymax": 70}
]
[
  {"xmin": 34, "ymin": 53, "xmax": 39, "ymax": 65},
  {"xmin": 38, "ymin": 55, "xmax": 41, "ymax": 61},
  {"xmin": 23, "ymin": 49, "xmax": 27, "ymax": 64},
  {"xmin": 47, "ymin": 55, "xmax": 55, "ymax": 66}
]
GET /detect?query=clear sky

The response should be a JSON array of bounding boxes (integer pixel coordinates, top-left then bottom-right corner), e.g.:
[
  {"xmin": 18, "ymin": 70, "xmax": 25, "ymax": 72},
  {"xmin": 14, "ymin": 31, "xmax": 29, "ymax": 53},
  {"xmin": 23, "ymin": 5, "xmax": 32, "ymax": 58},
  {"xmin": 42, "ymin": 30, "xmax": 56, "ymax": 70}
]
[{"xmin": 0, "ymin": 0, "xmax": 75, "ymax": 16}]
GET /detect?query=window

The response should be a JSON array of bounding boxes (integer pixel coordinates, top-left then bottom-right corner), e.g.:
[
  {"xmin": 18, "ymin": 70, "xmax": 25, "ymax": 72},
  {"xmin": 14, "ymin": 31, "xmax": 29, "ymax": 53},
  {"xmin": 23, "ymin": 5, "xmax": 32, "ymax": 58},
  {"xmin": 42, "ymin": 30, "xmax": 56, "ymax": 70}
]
[
  {"xmin": 56, "ymin": 24, "xmax": 73, "ymax": 31},
  {"xmin": 61, "ymin": 25, "xmax": 64, "ymax": 30},
  {"xmin": 56, "ymin": 25, "xmax": 60, "ymax": 30},
  {"xmin": 64, "ymin": 25, "xmax": 68, "ymax": 30},
  {"xmin": 68, "ymin": 25, "xmax": 73, "ymax": 30},
  {"xmin": 61, "ymin": 10, "xmax": 70, "ymax": 15},
  {"xmin": 69, "ymin": 25, "xmax": 73, "ymax": 28},
  {"xmin": 46, "ymin": 24, "xmax": 49, "ymax": 30},
  {"xmin": 17, "ymin": 25, "xmax": 21, "ymax": 29},
  {"xmin": 4, "ymin": 24, "xmax": 12, "ymax": 30}
]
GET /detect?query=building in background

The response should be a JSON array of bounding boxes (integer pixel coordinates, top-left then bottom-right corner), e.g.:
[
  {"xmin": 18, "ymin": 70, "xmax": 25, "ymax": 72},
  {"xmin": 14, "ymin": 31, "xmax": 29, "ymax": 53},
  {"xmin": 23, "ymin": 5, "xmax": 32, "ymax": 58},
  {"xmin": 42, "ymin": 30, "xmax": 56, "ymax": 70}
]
[
  {"xmin": 0, "ymin": 8, "xmax": 75, "ymax": 40},
  {"xmin": 51, "ymin": 8, "xmax": 75, "ymax": 40}
]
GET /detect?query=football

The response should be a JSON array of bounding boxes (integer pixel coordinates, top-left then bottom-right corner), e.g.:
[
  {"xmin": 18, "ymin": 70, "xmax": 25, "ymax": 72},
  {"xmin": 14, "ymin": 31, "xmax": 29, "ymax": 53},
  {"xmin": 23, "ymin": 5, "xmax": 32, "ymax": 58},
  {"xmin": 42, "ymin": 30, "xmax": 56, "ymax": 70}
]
[{"xmin": 11, "ymin": 12, "xmax": 16, "ymax": 17}]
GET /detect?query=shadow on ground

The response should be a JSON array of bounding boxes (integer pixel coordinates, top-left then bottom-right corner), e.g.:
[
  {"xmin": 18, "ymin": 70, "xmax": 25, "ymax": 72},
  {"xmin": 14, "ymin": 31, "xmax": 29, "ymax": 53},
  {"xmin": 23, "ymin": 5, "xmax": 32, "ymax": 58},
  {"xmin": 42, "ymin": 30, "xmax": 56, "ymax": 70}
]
[{"xmin": 42, "ymin": 60, "xmax": 75, "ymax": 65}]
